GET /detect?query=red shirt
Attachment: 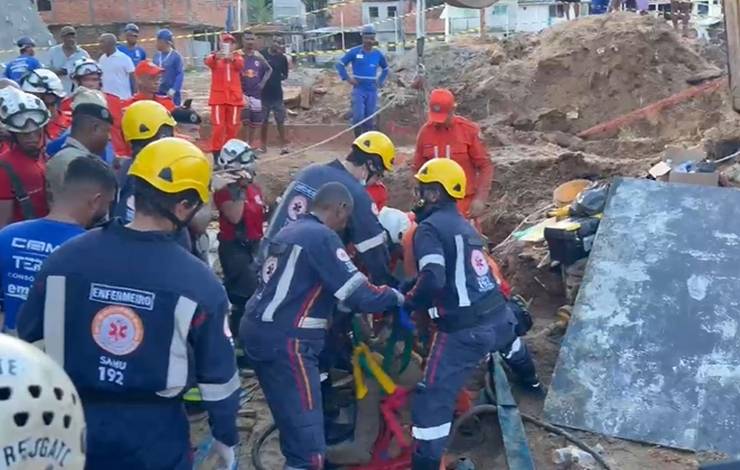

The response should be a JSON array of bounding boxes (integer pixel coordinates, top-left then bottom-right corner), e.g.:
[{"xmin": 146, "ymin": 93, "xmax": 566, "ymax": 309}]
[
  {"xmin": 46, "ymin": 111, "xmax": 71, "ymax": 141},
  {"xmin": 123, "ymin": 93, "xmax": 176, "ymax": 112},
  {"xmin": 0, "ymin": 146, "xmax": 48, "ymax": 222},
  {"xmin": 366, "ymin": 181, "xmax": 387, "ymax": 212},
  {"xmin": 413, "ymin": 115, "xmax": 494, "ymax": 200},
  {"xmin": 214, "ymin": 183, "xmax": 265, "ymax": 242}
]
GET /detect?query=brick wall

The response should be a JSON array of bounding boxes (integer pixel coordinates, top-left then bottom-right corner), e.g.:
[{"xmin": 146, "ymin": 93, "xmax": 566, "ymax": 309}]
[{"xmin": 40, "ymin": 0, "xmax": 228, "ymax": 28}]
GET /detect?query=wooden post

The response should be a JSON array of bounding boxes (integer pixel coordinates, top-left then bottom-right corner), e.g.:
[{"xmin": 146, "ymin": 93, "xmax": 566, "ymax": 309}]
[
  {"xmin": 724, "ymin": 0, "xmax": 740, "ymax": 111},
  {"xmin": 480, "ymin": 7, "xmax": 486, "ymax": 39}
]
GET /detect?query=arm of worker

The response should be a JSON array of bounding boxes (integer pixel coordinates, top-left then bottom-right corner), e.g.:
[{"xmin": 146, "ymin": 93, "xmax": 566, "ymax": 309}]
[
  {"xmin": 412, "ymin": 128, "xmax": 427, "ymax": 174},
  {"xmin": 350, "ymin": 200, "xmax": 395, "ymax": 286},
  {"xmin": 468, "ymin": 126, "xmax": 494, "ymax": 217},
  {"xmin": 215, "ymin": 185, "xmax": 245, "ymax": 225},
  {"xmin": 204, "ymin": 53, "xmax": 217, "ymax": 69},
  {"xmin": 377, "ymin": 53, "xmax": 389, "ymax": 88},
  {"xmin": 311, "ymin": 231, "xmax": 403, "ymax": 313},
  {"xmin": 280, "ymin": 55, "xmax": 289, "ymax": 81},
  {"xmin": 335, "ymin": 49, "xmax": 355, "ymax": 82},
  {"xmin": 191, "ymin": 290, "xmax": 241, "ymax": 448},
  {"xmin": 403, "ymin": 223, "xmax": 446, "ymax": 311}
]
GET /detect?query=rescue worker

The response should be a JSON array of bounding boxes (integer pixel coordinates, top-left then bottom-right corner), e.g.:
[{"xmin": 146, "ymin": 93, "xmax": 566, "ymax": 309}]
[
  {"xmin": 20, "ymin": 68, "xmax": 70, "ymax": 140},
  {"xmin": 261, "ymin": 130, "xmax": 396, "ymax": 286},
  {"xmin": 61, "ymin": 58, "xmax": 127, "ymax": 158},
  {"xmin": 0, "ymin": 157, "xmax": 117, "ymax": 334},
  {"xmin": 402, "ymin": 158, "xmax": 529, "ymax": 470},
  {"xmin": 124, "ymin": 60, "xmax": 176, "ymax": 111},
  {"xmin": 241, "ymin": 181, "xmax": 405, "ymax": 470},
  {"xmin": 413, "ymin": 89, "xmax": 493, "ymax": 225},
  {"xmin": 46, "ymin": 89, "xmax": 113, "ymax": 202},
  {"xmin": 240, "ymin": 30, "xmax": 272, "ymax": 148},
  {"xmin": 336, "ymin": 25, "xmax": 389, "ymax": 136},
  {"xmin": 213, "ymin": 139, "xmax": 265, "ymax": 338},
  {"xmin": 0, "ymin": 334, "xmax": 86, "ymax": 469},
  {"xmin": 0, "ymin": 88, "xmax": 51, "ymax": 228},
  {"xmin": 18, "ymin": 137, "xmax": 240, "ymax": 470},
  {"xmin": 116, "ymin": 100, "xmax": 177, "ymax": 222},
  {"xmin": 0, "ymin": 80, "xmax": 20, "ymax": 155},
  {"xmin": 206, "ymin": 34, "xmax": 245, "ymax": 154},
  {"xmin": 153, "ymin": 29, "xmax": 185, "ymax": 106},
  {"xmin": 4, "ymin": 37, "xmax": 41, "ymax": 84}
]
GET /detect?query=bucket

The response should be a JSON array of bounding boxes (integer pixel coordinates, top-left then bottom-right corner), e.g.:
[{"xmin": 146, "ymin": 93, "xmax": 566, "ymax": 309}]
[{"xmin": 553, "ymin": 179, "xmax": 591, "ymax": 207}]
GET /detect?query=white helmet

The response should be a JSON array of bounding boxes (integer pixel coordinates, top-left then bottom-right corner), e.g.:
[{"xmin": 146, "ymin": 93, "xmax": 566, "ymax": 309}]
[
  {"xmin": 0, "ymin": 89, "xmax": 50, "ymax": 134},
  {"xmin": 21, "ymin": 69, "xmax": 66, "ymax": 98},
  {"xmin": 70, "ymin": 58, "xmax": 102, "ymax": 80},
  {"xmin": 218, "ymin": 138, "xmax": 258, "ymax": 171},
  {"xmin": 378, "ymin": 206, "xmax": 412, "ymax": 245},
  {"xmin": 0, "ymin": 334, "xmax": 86, "ymax": 469}
]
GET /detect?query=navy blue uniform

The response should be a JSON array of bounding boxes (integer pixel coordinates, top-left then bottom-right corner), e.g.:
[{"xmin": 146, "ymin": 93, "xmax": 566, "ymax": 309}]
[
  {"xmin": 261, "ymin": 159, "xmax": 393, "ymax": 286},
  {"xmin": 18, "ymin": 220, "xmax": 239, "ymax": 470},
  {"xmin": 241, "ymin": 214, "xmax": 402, "ymax": 469},
  {"xmin": 404, "ymin": 203, "xmax": 519, "ymax": 468}
]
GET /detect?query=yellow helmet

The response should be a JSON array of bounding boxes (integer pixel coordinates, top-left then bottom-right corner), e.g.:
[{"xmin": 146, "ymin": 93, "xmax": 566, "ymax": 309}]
[
  {"xmin": 122, "ymin": 100, "xmax": 176, "ymax": 143},
  {"xmin": 414, "ymin": 158, "xmax": 466, "ymax": 200},
  {"xmin": 352, "ymin": 131, "xmax": 395, "ymax": 172},
  {"xmin": 128, "ymin": 137, "xmax": 212, "ymax": 203}
]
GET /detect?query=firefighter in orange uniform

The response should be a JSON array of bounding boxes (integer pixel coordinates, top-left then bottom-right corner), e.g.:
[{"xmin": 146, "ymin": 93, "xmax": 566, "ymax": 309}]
[
  {"xmin": 205, "ymin": 34, "xmax": 245, "ymax": 155},
  {"xmin": 412, "ymin": 88, "xmax": 493, "ymax": 226}
]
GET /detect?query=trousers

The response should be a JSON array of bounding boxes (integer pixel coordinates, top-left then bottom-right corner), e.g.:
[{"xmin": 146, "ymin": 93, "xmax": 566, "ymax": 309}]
[
  {"xmin": 351, "ymin": 87, "xmax": 378, "ymax": 136},
  {"xmin": 243, "ymin": 328, "xmax": 326, "ymax": 469},
  {"xmin": 211, "ymin": 104, "xmax": 243, "ymax": 152},
  {"xmin": 411, "ymin": 306, "xmax": 518, "ymax": 466}
]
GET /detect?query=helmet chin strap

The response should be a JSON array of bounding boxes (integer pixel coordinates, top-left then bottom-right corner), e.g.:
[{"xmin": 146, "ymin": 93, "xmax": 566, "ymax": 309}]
[{"xmin": 154, "ymin": 201, "xmax": 203, "ymax": 232}]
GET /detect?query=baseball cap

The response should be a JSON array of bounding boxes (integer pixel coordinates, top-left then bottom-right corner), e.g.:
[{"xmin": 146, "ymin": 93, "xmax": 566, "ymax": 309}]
[
  {"xmin": 428, "ymin": 89, "xmax": 455, "ymax": 124},
  {"xmin": 157, "ymin": 29, "xmax": 174, "ymax": 43},
  {"xmin": 16, "ymin": 37, "xmax": 36, "ymax": 49},
  {"xmin": 60, "ymin": 26, "xmax": 76, "ymax": 37},
  {"xmin": 362, "ymin": 25, "xmax": 377, "ymax": 36},
  {"xmin": 221, "ymin": 33, "xmax": 237, "ymax": 43},
  {"xmin": 135, "ymin": 60, "xmax": 163, "ymax": 78},
  {"xmin": 124, "ymin": 23, "xmax": 140, "ymax": 34}
]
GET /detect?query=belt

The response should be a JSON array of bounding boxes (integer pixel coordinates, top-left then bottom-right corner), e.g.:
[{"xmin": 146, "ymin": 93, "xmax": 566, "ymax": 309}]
[{"xmin": 435, "ymin": 292, "xmax": 507, "ymax": 333}]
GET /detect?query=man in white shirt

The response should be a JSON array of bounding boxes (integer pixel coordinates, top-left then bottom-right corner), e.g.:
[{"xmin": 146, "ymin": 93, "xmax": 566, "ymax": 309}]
[
  {"xmin": 98, "ymin": 33, "xmax": 135, "ymax": 100},
  {"xmin": 47, "ymin": 26, "xmax": 90, "ymax": 93}
]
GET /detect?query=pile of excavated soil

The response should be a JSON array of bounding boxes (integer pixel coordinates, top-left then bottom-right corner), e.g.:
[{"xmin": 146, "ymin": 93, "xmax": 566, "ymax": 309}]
[{"xmin": 413, "ymin": 13, "xmax": 720, "ymax": 134}]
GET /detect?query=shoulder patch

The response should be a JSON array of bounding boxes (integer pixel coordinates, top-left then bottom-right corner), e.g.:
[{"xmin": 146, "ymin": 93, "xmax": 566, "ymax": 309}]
[
  {"xmin": 471, "ymin": 249, "xmax": 489, "ymax": 276},
  {"xmin": 262, "ymin": 256, "xmax": 279, "ymax": 283},
  {"xmin": 287, "ymin": 195, "xmax": 308, "ymax": 220},
  {"xmin": 336, "ymin": 248, "xmax": 350, "ymax": 262}
]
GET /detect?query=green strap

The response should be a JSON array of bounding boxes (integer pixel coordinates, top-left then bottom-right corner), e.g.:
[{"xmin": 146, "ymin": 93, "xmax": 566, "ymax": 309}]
[{"xmin": 0, "ymin": 160, "xmax": 36, "ymax": 220}]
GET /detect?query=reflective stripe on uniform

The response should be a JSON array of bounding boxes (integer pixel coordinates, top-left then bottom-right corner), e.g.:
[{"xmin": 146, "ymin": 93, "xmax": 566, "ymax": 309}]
[
  {"xmin": 428, "ymin": 307, "xmax": 440, "ymax": 319},
  {"xmin": 213, "ymin": 105, "xmax": 221, "ymax": 125},
  {"xmin": 412, "ymin": 422, "xmax": 451, "ymax": 441},
  {"xmin": 454, "ymin": 235, "xmax": 471, "ymax": 307},
  {"xmin": 157, "ymin": 295, "xmax": 198, "ymax": 398},
  {"xmin": 43, "ymin": 275, "xmax": 67, "ymax": 367},
  {"xmin": 262, "ymin": 245, "xmax": 303, "ymax": 322},
  {"xmin": 418, "ymin": 253, "xmax": 445, "ymax": 270},
  {"xmin": 505, "ymin": 337, "xmax": 522, "ymax": 360},
  {"xmin": 198, "ymin": 371, "xmax": 241, "ymax": 401},
  {"xmin": 354, "ymin": 232, "xmax": 385, "ymax": 253},
  {"xmin": 298, "ymin": 317, "xmax": 328, "ymax": 329},
  {"xmin": 334, "ymin": 271, "xmax": 366, "ymax": 301}
]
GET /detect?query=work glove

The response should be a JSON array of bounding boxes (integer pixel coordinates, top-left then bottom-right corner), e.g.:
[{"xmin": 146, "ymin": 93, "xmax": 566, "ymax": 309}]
[
  {"xmin": 209, "ymin": 439, "xmax": 236, "ymax": 469},
  {"xmin": 397, "ymin": 306, "xmax": 415, "ymax": 331},
  {"xmin": 167, "ymin": 88, "xmax": 176, "ymax": 98}
]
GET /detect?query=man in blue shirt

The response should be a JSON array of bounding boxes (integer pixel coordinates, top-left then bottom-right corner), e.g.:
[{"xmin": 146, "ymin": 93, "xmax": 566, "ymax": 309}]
[
  {"xmin": 336, "ymin": 25, "xmax": 389, "ymax": 137},
  {"xmin": 4, "ymin": 37, "xmax": 42, "ymax": 84},
  {"xmin": 153, "ymin": 29, "xmax": 185, "ymax": 106},
  {"xmin": 117, "ymin": 23, "xmax": 147, "ymax": 66},
  {"xmin": 0, "ymin": 157, "xmax": 116, "ymax": 335}
]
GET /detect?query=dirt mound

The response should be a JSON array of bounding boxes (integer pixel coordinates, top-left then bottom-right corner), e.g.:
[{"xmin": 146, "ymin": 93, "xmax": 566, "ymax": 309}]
[{"xmin": 414, "ymin": 13, "xmax": 718, "ymax": 134}]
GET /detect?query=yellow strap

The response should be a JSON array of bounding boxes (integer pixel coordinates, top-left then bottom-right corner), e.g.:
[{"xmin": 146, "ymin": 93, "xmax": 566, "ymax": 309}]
[
  {"xmin": 357, "ymin": 343, "xmax": 397, "ymax": 395},
  {"xmin": 352, "ymin": 346, "xmax": 368, "ymax": 400}
]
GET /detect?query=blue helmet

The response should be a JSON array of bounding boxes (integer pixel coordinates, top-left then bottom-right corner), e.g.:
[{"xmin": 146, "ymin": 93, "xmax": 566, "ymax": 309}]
[
  {"xmin": 157, "ymin": 29, "xmax": 174, "ymax": 43},
  {"xmin": 16, "ymin": 36, "xmax": 36, "ymax": 50},
  {"xmin": 361, "ymin": 25, "xmax": 377, "ymax": 36}
]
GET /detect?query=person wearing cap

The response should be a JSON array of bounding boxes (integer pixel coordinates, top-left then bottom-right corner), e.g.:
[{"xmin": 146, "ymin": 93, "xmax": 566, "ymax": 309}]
[
  {"xmin": 3, "ymin": 37, "xmax": 41, "ymax": 84},
  {"xmin": 412, "ymin": 89, "xmax": 493, "ymax": 226},
  {"xmin": 98, "ymin": 33, "xmax": 136, "ymax": 100},
  {"xmin": 240, "ymin": 30, "xmax": 272, "ymax": 148},
  {"xmin": 124, "ymin": 60, "xmax": 177, "ymax": 113},
  {"xmin": 206, "ymin": 33, "xmax": 245, "ymax": 155},
  {"xmin": 18, "ymin": 137, "xmax": 241, "ymax": 470},
  {"xmin": 0, "ymin": 89, "xmax": 51, "ymax": 228},
  {"xmin": 117, "ymin": 23, "xmax": 147, "ymax": 66},
  {"xmin": 20, "ymin": 68, "xmax": 70, "ymax": 140},
  {"xmin": 336, "ymin": 24, "xmax": 389, "ymax": 137},
  {"xmin": 153, "ymin": 29, "xmax": 185, "ymax": 106},
  {"xmin": 46, "ymin": 88, "xmax": 114, "ymax": 202},
  {"xmin": 47, "ymin": 26, "xmax": 90, "ymax": 93}
]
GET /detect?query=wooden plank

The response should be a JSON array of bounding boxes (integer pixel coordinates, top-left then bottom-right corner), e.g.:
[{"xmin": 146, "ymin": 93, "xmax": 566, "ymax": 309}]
[{"xmin": 724, "ymin": 0, "xmax": 740, "ymax": 112}]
